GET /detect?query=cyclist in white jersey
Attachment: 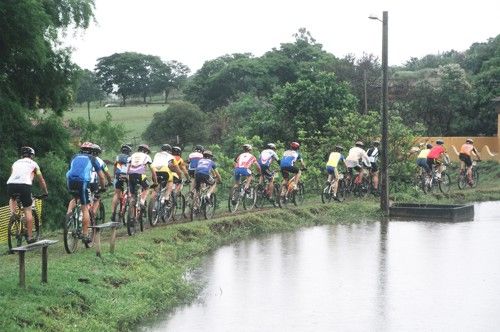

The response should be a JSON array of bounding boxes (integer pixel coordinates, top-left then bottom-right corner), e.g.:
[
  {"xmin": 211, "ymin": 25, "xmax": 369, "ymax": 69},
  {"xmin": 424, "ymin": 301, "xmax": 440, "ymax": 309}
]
[
  {"xmin": 233, "ymin": 144, "xmax": 261, "ymax": 193},
  {"xmin": 258, "ymin": 143, "xmax": 280, "ymax": 197}
]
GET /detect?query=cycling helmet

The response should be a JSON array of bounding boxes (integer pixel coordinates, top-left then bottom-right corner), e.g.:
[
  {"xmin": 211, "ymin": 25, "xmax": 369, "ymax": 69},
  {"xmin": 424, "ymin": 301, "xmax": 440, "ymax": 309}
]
[
  {"xmin": 121, "ymin": 144, "xmax": 132, "ymax": 154},
  {"xmin": 243, "ymin": 144, "xmax": 252, "ymax": 152},
  {"xmin": 355, "ymin": 141, "xmax": 364, "ymax": 147},
  {"xmin": 436, "ymin": 139, "xmax": 444, "ymax": 145},
  {"xmin": 466, "ymin": 138, "xmax": 473, "ymax": 144},
  {"xmin": 426, "ymin": 143, "xmax": 433, "ymax": 149},
  {"xmin": 138, "ymin": 144, "xmax": 151, "ymax": 153},
  {"xmin": 194, "ymin": 145, "xmax": 204, "ymax": 152},
  {"xmin": 80, "ymin": 141, "xmax": 94, "ymax": 153},
  {"xmin": 172, "ymin": 146, "xmax": 182, "ymax": 156},
  {"xmin": 335, "ymin": 145, "xmax": 344, "ymax": 151},
  {"xmin": 203, "ymin": 150, "xmax": 213, "ymax": 158},
  {"xmin": 373, "ymin": 140, "xmax": 380, "ymax": 146},
  {"xmin": 266, "ymin": 143, "xmax": 276, "ymax": 150},
  {"xmin": 161, "ymin": 144, "xmax": 172, "ymax": 152},
  {"xmin": 290, "ymin": 142, "xmax": 300, "ymax": 150},
  {"xmin": 92, "ymin": 144, "xmax": 102, "ymax": 155},
  {"xmin": 21, "ymin": 146, "xmax": 35, "ymax": 157}
]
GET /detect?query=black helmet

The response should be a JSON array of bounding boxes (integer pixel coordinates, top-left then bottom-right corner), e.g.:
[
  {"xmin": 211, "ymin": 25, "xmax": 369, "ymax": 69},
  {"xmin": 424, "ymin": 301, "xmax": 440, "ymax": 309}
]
[
  {"xmin": 436, "ymin": 139, "xmax": 444, "ymax": 145},
  {"xmin": 335, "ymin": 145, "xmax": 344, "ymax": 151},
  {"xmin": 466, "ymin": 138, "xmax": 473, "ymax": 144},
  {"xmin": 355, "ymin": 141, "xmax": 364, "ymax": 147},
  {"xmin": 266, "ymin": 143, "xmax": 276, "ymax": 150},
  {"xmin": 172, "ymin": 146, "xmax": 182, "ymax": 156},
  {"xmin": 373, "ymin": 140, "xmax": 380, "ymax": 146},
  {"xmin": 138, "ymin": 144, "xmax": 151, "ymax": 153},
  {"xmin": 21, "ymin": 146, "xmax": 35, "ymax": 157},
  {"xmin": 203, "ymin": 150, "xmax": 213, "ymax": 158},
  {"xmin": 161, "ymin": 144, "xmax": 172, "ymax": 152},
  {"xmin": 194, "ymin": 145, "xmax": 204, "ymax": 152},
  {"xmin": 243, "ymin": 144, "xmax": 252, "ymax": 152},
  {"xmin": 121, "ymin": 144, "xmax": 132, "ymax": 154},
  {"xmin": 426, "ymin": 143, "xmax": 433, "ymax": 149}
]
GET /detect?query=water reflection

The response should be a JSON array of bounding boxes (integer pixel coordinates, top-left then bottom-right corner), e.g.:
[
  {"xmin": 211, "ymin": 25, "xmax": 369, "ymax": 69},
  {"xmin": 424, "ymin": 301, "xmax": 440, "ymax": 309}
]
[{"xmin": 145, "ymin": 202, "xmax": 500, "ymax": 332}]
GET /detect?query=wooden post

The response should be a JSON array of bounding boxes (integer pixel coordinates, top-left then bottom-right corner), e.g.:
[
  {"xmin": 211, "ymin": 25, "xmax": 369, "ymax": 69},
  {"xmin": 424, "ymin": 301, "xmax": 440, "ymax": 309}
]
[
  {"xmin": 95, "ymin": 229, "xmax": 101, "ymax": 257},
  {"xmin": 110, "ymin": 227, "xmax": 117, "ymax": 254},
  {"xmin": 41, "ymin": 246, "xmax": 48, "ymax": 283},
  {"xmin": 19, "ymin": 252, "xmax": 26, "ymax": 288}
]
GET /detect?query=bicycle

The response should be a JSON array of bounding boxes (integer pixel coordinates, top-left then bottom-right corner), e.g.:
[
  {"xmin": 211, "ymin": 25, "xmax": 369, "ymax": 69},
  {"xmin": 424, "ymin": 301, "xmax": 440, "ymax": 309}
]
[
  {"xmin": 458, "ymin": 160, "xmax": 479, "ymax": 189},
  {"xmin": 63, "ymin": 190, "xmax": 101, "ymax": 254},
  {"xmin": 7, "ymin": 194, "xmax": 44, "ymax": 253},
  {"xmin": 126, "ymin": 183, "xmax": 148, "ymax": 236},
  {"xmin": 148, "ymin": 182, "xmax": 173, "ymax": 227},
  {"xmin": 278, "ymin": 172, "xmax": 305, "ymax": 208},
  {"xmin": 423, "ymin": 164, "xmax": 451, "ymax": 194},
  {"xmin": 255, "ymin": 172, "xmax": 280, "ymax": 208},
  {"xmin": 321, "ymin": 173, "xmax": 346, "ymax": 203},
  {"xmin": 228, "ymin": 178, "xmax": 257, "ymax": 213},
  {"xmin": 189, "ymin": 183, "xmax": 217, "ymax": 220},
  {"xmin": 112, "ymin": 182, "xmax": 129, "ymax": 226},
  {"xmin": 344, "ymin": 169, "xmax": 370, "ymax": 198},
  {"xmin": 173, "ymin": 180, "xmax": 187, "ymax": 221}
]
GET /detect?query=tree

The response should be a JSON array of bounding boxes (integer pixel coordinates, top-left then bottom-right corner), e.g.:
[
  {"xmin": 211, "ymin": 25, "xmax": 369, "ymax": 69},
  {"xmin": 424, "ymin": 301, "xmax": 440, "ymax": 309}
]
[
  {"xmin": 75, "ymin": 69, "xmax": 104, "ymax": 120},
  {"xmin": 155, "ymin": 60, "xmax": 190, "ymax": 103},
  {"xmin": 142, "ymin": 101, "xmax": 208, "ymax": 145}
]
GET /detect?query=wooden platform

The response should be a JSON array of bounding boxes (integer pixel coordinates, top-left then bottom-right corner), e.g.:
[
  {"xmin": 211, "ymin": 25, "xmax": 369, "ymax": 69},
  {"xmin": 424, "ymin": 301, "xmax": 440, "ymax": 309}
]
[{"xmin": 389, "ymin": 203, "xmax": 474, "ymax": 222}]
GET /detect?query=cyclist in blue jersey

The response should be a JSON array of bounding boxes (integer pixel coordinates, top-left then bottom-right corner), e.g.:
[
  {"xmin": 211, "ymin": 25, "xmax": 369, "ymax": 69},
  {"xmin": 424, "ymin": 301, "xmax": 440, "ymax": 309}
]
[
  {"xmin": 194, "ymin": 150, "xmax": 222, "ymax": 200},
  {"xmin": 66, "ymin": 142, "xmax": 106, "ymax": 243},
  {"xmin": 280, "ymin": 141, "xmax": 306, "ymax": 195},
  {"xmin": 110, "ymin": 144, "xmax": 132, "ymax": 222},
  {"xmin": 258, "ymin": 143, "xmax": 280, "ymax": 197},
  {"xmin": 187, "ymin": 145, "xmax": 204, "ymax": 191}
]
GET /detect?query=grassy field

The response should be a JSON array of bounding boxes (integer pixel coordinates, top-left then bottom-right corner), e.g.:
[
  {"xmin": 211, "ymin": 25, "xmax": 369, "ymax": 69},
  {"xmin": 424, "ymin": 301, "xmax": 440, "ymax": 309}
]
[{"xmin": 67, "ymin": 104, "xmax": 166, "ymax": 143}]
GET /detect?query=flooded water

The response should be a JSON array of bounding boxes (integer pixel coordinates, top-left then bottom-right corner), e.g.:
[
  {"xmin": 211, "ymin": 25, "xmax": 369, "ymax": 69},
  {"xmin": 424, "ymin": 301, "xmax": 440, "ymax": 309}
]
[{"xmin": 144, "ymin": 201, "xmax": 500, "ymax": 332}]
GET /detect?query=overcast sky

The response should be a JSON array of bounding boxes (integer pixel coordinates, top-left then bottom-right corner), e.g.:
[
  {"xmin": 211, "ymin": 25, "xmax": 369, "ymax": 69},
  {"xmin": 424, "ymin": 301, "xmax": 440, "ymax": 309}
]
[{"xmin": 65, "ymin": 0, "xmax": 500, "ymax": 73}]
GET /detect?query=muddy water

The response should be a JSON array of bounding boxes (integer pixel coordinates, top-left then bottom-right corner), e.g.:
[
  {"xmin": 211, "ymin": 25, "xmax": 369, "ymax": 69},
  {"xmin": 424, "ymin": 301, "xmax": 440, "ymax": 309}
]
[{"xmin": 144, "ymin": 201, "xmax": 500, "ymax": 331}]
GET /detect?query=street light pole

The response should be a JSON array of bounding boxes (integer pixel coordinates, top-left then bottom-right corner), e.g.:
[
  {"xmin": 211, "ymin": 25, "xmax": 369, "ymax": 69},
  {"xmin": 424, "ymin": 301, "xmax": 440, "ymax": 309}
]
[{"xmin": 370, "ymin": 11, "xmax": 390, "ymax": 215}]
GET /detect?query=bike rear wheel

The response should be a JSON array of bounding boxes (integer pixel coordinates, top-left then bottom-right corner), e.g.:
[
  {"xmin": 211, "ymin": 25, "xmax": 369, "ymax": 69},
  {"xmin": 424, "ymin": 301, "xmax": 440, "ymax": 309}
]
[
  {"xmin": 228, "ymin": 187, "xmax": 241, "ymax": 213},
  {"xmin": 321, "ymin": 184, "xmax": 332, "ymax": 204},
  {"xmin": 457, "ymin": 171, "xmax": 467, "ymax": 190},
  {"xmin": 243, "ymin": 186, "xmax": 256, "ymax": 210},
  {"xmin": 63, "ymin": 210, "xmax": 79, "ymax": 254},
  {"xmin": 126, "ymin": 204, "xmax": 137, "ymax": 236},
  {"xmin": 7, "ymin": 216, "xmax": 22, "ymax": 253},
  {"xmin": 203, "ymin": 193, "xmax": 217, "ymax": 219},
  {"xmin": 174, "ymin": 193, "xmax": 186, "ymax": 221},
  {"xmin": 337, "ymin": 180, "xmax": 346, "ymax": 202},
  {"xmin": 255, "ymin": 184, "xmax": 266, "ymax": 208},
  {"xmin": 471, "ymin": 168, "xmax": 479, "ymax": 188},
  {"xmin": 439, "ymin": 172, "xmax": 451, "ymax": 193}
]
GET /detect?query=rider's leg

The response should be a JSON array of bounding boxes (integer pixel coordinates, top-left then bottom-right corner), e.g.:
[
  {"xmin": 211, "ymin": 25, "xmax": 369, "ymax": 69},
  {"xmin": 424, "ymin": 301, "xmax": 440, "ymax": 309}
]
[
  {"xmin": 332, "ymin": 169, "xmax": 339, "ymax": 196},
  {"xmin": 66, "ymin": 198, "xmax": 76, "ymax": 214},
  {"xmin": 8, "ymin": 198, "xmax": 16, "ymax": 215},
  {"xmin": 372, "ymin": 171, "xmax": 379, "ymax": 190},
  {"xmin": 81, "ymin": 204, "xmax": 91, "ymax": 237},
  {"xmin": 244, "ymin": 174, "xmax": 253, "ymax": 191},
  {"xmin": 165, "ymin": 181, "xmax": 174, "ymax": 202},
  {"xmin": 110, "ymin": 187, "xmax": 122, "ymax": 218},
  {"xmin": 294, "ymin": 170, "xmax": 302, "ymax": 188},
  {"xmin": 23, "ymin": 207, "xmax": 33, "ymax": 240}
]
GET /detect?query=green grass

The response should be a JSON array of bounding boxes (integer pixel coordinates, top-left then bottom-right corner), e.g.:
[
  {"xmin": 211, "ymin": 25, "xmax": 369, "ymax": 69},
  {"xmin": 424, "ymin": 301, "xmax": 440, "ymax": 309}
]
[{"xmin": 68, "ymin": 104, "xmax": 166, "ymax": 142}]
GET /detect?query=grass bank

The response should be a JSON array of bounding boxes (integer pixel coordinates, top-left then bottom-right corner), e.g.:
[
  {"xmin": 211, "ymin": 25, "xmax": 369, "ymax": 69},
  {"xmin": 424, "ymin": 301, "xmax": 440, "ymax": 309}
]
[{"xmin": 0, "ymin": 200, "xmax": 380, "ymax": 331}]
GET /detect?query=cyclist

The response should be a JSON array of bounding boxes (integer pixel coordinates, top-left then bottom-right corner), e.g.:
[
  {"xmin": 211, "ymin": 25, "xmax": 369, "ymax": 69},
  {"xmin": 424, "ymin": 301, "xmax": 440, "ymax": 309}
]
[
  {"xmin": 280, "ymin": 141, "xmax": 306, "ymax": 195},
  {"xmin": 171, "ymin": 146, "xmax": 190, "ymax": 195},
  {"xmin": 110, "ymin": 144, "xmax": 132, "ymax": 222},
  {"xmin": 90, "ymin": 144, "xmax": 112, "ymax": 217},
  {"xmin": 258, "ymin": 143, "xmax": 280, "ymax": 198},
  {"xmin": 459, "ymin": 138, "xmax": 481, "ymax": 183},
  {"xmin": 233, "ymin": 144, "xmax": 261, "ymax": 194},
  {"xmin": 66, "ymin": 142, "xmax": 106, "ymax": 243},
  {"xmin": 367, "ymin": 141, "xmax": 380, "ymax": 192},
  {"xmin": 187, "ymin": 145, "xmax": 204, "ymax": 192},
  {"xmin": 150, "ymin": 144, "xmax": 180, "ymax": 206},
  {"xmin": 325, "ymin": 145, "xmax": 345, "ymax": 199},
  {"xmin": 195, "ymin": 150, "xmax": 222, "ymax": 200},
  {"xmin": 416, "ymin": 143, "xmax": 433, "ymax": 174},
  {"xmin": 426, "ymin": 139, "xmax": 449, "ymax": 178},
  {"xmin": 345, "ymin": 141, "xmax": 371, "ymax": 185},
  {"xmin": 128, "ymin": 144, "xmax": 157, "ymax": 211},
  {"xmin": 7, "ymin": 147, "xmax": 48, "ymax": 244}
]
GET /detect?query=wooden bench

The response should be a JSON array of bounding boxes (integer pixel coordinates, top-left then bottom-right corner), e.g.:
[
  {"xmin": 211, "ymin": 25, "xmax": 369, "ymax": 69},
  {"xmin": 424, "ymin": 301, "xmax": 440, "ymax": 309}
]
[
  {"xmin": 89, "ymin": 222, "xmax": 121, "ymax": 257},
  {"xmin": 11, "ymin": 239, "xmax": 58, "ymax": 288}
]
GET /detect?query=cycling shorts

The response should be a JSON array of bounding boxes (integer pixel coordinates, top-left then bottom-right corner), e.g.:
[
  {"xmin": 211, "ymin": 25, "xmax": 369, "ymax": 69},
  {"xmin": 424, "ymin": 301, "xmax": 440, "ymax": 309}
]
[
  {"xmin": 426, "ymin": 158, "xmax": 441, "ymax": 170},
  {"xmin": 128, "ymin": 173, "xmax": 149, "ymax": 195},
  {"xmin": 67, "ymin": 180, "xmax": 91, "ymax": 205},
  {"xmin": 370, "ymin": 162, "xmax": 379, "ymax": 173},
  {"xmin": 234, "ymin": 167, "xmax": 251, "ymax": 181},
  {"xmin": 89, "ymin": 182, "xmax": 101, "ymax": 200},
  {"xmin": 459, "ymin": 153, "xmax": 472, "ymax": 167},
  {"xmin": 326, "ymin": 166, "xmax": 337, "ymax": 176},
  {"xmin": 417, "ymin": 158, "xmax": 430, "ymax": 173},
  {"xmin": 7, "ymin": 184, "xmax": 32, "ymax": 208},
  {"xmin": 195, "ymin": 173, "xmax": 215, "ymax": 191},
  {"xmin": 156, "ymin": 171, "xmax": 170, "ymax": 187},
  {"xmin": 188, "ymin": 170, "xmax": 196, "ymax": 178},
  {"xmin": 114, "ymin": 174, "xmax": 128, "ymax": 191},
  {"xmin": 173, "ymin": 174, "xmax": 182, "ymax": 185},
  {"xmin": 260, "ymin": 165, "xmax": 275, "ymax": 181},
  {"xmin": 281, "ymin": 166, "xmax": 299, "ymax": 180}
]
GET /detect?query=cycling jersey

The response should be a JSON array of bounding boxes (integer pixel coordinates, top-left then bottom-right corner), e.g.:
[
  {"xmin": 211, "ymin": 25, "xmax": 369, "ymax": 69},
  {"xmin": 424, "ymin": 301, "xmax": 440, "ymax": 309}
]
[
  {"xmin": 280, "ymin": 150, "xmax": 302, "ymax": 168},
  {"xmin": 326, "ymin": 152, "xmax": 344, "ymax": 168},
  {"xmin": 196, "ymin": 158, "xmax": 217, "ymax": 175},
  {"xmin": 187, "ymin": 152, "xmax": 203, "ymax": 170},
  {"xmin": 427, "ymin": 145, "xmax": 445, "ymax": 159},
  {"xmin": 7, "ymin": 158, "xmax": 42, "ymax": 185},
  {"xmin": 235, "ymin": 152, "xmax": 258, "ymax": 169},
  {"xmin": 128, "ymin": 151, "xmax": 153, "ymax": 174},
  {"xmin": 367, "ymin": 147, "xmax": 379, "ymax": 163},
  {"xmin": 459, "ymin": 143, "xmax": 476, "ymax": 156},
  {"xmin": 151, "ymin": 151, "xmax": 175, "ymax": 173},
  {"xmin": 66, "ymin": 154, "xmax": 101, "ymax": 182},
  {"xmin": 114, "ymin": 153, "xmax": 129, "ymax": 176},
  {"xmin": 90, "ymin": 156, "xmax": 108, "ymax": 184},
  {"xmin": 258, "ymin": 149, "xmax": 279, "ymax": 167},
  {"xmin": 172, "ymin": 155, "xmax": 186, "ymax": 182},
  {"xmin": 345, "ymin": 147, "xmax": 371, "ymax": 168},
  {"xmin": 417, "ymin": 149, "xmax": 430, "ymax": 159}
]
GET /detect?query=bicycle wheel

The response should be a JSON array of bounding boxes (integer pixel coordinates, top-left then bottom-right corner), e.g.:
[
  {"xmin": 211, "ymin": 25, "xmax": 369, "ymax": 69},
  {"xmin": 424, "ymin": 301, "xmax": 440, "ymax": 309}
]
[
  {"xmin": 63, "ymin": 210, "xmax": 79, "ymax": 254},
  {"xmin": 255, "ymin": 184, "xmax": 266, "ymax": 208},
  {"xmin": 203, "ymin": 193, "xmax": 217, "ymax": 219},
  {"xmin": 471, "ymin": 168, "xmax": 479, "ymax": 188},
  {"xmin": 84, "ymin": 213, "xmax": 96, "ymax": 249},
  {"xmin": 271, "ymin": 184, "xmax": 280, "ymax": 207},
  {"xmin": 337, "ymin": 180, "xmax": 346, "ymax": 202},
  {"xmin": 439, "ymin": 172, "xmax": 451, "ymax": 193},
  {"xmin": 126, "ymin": 204, "xmax": 137, "ymax": 236},
  {"xmin": 149, "ymin": 196, "xmax": 162, "ymax": 227},
  {"xmin": 243, "ymin": 186, "xmax": 257, "ymax": 210},
  {"xmin": 174, "ymin": 193, "xmax": 186, "ymax": 221},
  {"xmin": 33, "ymin": 210, "xmax": 41, "ymax": 241},
  {"xmin": 189, "ymin": 192, "xmax": 199, "ymax": 221},
  {"xmin": 321, "ymin": 184, "xmax": 331, "ymax": 204},
  {"xmin": 457, "ymin": 171, "xmax": 467, "ymax": 190},
  {"xmin": 7, "ymin": 216, "xmax": 22, "ymax": 253},
  {"xmin": 228, "ymin": 187, "xmax": 241, "ymax": 213},
  {"xmin": 138, "ymin": 201, "xmax": 145, "ymax": 232},
  {"xmin": 96, "ymin": 202, "xmax": 105, "ymax": 224}
]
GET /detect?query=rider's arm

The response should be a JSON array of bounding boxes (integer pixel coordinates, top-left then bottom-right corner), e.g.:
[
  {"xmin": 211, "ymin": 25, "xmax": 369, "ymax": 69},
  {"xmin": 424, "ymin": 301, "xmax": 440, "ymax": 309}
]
[
  {"xmin": 180, "ymin": 163, "xmax": 189, "ymax": 179},
  {"xmin": 213, "ymin": 169, "xmax": 222, "ymax": 183},
  {"xmin": 148, "ymin": 164, "xmax": 157, "ymax": 184},
  {"xmin": 97, "ymin": 170, "xmax": 106, "ymax": 189},
  {"xmin": 36, "ymin": 172, "xmax": 48, "ymax": 195},
  {"xmin": 472, "ymin": 147, "xmax": 481, "ymax": 160},
  {"xmin": 169, "ymin": 161, "xmax": 182, "ymax": 179},
  {"xmin": 102, "ymin": 164, "xmax": 113, "ymax": 184}
]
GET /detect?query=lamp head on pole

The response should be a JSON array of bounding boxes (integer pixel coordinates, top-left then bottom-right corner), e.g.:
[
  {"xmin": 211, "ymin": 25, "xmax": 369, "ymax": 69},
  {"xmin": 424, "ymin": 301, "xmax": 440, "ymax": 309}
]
[{"xmin": 368, "ymin": 14, "xmax": 382, "ymax": 22}]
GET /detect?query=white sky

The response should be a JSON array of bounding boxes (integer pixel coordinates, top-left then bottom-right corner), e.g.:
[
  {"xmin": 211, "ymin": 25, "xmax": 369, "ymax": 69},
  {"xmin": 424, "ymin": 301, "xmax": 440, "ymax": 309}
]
[{"xmin": 65, "ymin": 0, "xmax": 500, "ymax": 73}]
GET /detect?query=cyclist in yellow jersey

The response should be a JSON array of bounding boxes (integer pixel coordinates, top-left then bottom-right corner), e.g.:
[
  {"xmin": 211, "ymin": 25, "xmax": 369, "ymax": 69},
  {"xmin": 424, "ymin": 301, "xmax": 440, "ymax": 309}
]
[
  {"xmin": 416, "ymin": 143, "xmax": 432, "ymax": 174},
  {"xmin": 151, "ymin": 144, "xmax": 181, "ymax": 205},
  {"xmin": 325, "ymin": 145, "xmax": 345, "ymax": 199},
  {"xmin": 171, "ymin": 146, "xmax": 190, "ymax": 194}
]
